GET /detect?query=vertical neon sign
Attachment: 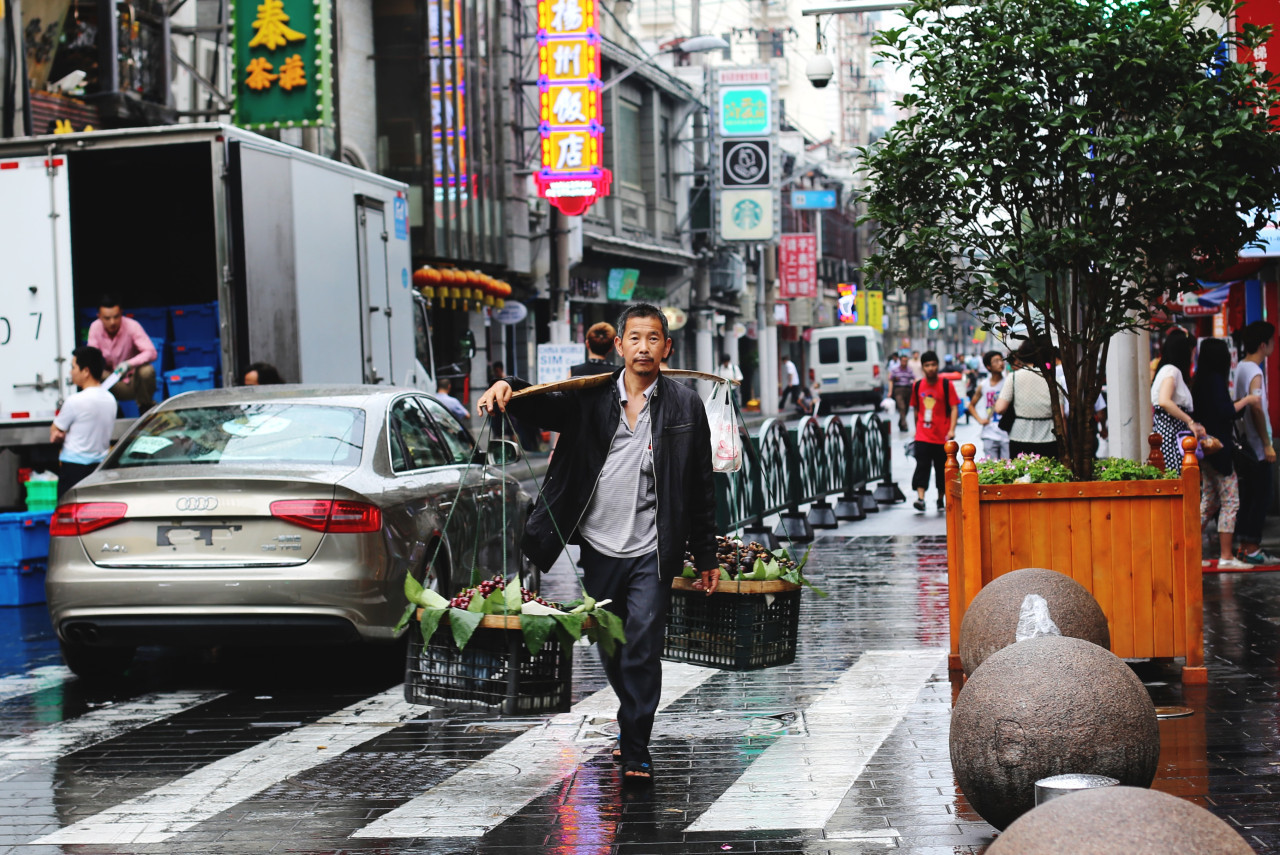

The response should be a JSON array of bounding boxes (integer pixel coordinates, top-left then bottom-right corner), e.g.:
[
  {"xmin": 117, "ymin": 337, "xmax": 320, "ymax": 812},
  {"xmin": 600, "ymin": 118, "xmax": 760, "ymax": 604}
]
[
  {"xmin": 429, "ymin": 0, "xmax": 468, "ymax": 202},
  {"xmin": 534, "ymin": 0, "xmax": 612, "ymax": 215}
]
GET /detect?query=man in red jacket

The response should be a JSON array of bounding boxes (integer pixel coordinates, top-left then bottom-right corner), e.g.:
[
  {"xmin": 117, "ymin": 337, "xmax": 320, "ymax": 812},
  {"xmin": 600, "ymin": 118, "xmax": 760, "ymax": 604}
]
[{"xmin": 910, "ymin": 351, "xmax": 959, "ymax": 512}]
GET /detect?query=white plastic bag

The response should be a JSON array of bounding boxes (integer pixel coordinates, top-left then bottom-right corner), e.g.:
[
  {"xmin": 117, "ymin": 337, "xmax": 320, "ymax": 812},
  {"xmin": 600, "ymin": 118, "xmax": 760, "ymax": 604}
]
[
  {"xmin": 1015, "ymin": 593, "xmax": 1062, "ymax": 642},
  {"xmin": 705, "ymin": 381, "xmax": 743, "ymax": 473}
]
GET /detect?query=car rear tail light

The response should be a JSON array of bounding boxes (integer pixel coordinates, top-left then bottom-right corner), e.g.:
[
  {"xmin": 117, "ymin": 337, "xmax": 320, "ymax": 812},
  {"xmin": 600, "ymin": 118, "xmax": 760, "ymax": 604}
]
[
  {"xmin": 270, "ymin": 500, "xmax": 382, "ymax": 533},
  {"xmin": 873, "ymin": 364, "xmax": 881, "ymax": 378},
  {"xmin": 50, "ymin": 503, "xmax": 129, "ymax": 536},
  {"xmin": 808, "ymin": 368, "xmax": 815, "ymax": 382}
]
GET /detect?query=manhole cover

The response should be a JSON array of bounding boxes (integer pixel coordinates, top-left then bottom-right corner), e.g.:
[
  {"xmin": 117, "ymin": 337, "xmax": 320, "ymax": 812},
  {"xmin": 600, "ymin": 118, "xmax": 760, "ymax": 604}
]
[{"xmin": 1155, "ymin": 706, "xmax": 1195, "ymax": 719}]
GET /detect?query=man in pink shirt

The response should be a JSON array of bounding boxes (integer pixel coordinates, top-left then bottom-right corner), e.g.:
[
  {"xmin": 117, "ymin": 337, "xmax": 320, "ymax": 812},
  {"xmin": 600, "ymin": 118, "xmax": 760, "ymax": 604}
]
[{"xmin": 87, "ymin": 295, "xmax": 158, "ymax": 413}]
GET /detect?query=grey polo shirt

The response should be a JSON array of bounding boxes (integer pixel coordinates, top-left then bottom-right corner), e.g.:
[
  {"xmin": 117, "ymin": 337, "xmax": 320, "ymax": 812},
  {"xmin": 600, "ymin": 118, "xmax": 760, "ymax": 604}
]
[{"xmin": 578, "ymin": 373, "xmax": 658, "ymax": 558}]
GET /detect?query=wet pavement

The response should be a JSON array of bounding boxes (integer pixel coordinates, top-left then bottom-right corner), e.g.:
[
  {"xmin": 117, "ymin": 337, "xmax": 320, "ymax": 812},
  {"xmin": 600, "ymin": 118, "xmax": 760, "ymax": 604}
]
[{"xmin": 0, "ymin": 419, "xmax": 1278, "ymax": 853}]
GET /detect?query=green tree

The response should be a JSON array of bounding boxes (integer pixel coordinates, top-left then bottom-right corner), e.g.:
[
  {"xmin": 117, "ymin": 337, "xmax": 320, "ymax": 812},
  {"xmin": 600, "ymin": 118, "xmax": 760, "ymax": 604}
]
[{"xmin": 862, "ymin": 0, "xmax": 1280, "ymax": 477}]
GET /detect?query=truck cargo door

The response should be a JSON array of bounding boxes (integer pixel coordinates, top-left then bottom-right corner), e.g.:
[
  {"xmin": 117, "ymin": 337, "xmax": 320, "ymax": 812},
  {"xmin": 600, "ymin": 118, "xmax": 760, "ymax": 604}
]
[
  {"xmin": 356, "ymin": 198, "xmax": 393, "ymax": 385},
  {"xmin": 0, "ymin": 155, "xmax": 73, "ymax": 424}
]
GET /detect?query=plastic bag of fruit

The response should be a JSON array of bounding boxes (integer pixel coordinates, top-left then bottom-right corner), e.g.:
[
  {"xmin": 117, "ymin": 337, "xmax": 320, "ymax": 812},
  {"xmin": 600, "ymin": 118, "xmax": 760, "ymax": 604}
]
[{"xmin": 705, "ymin": 381, "xmax": 743, "ymax": 473}]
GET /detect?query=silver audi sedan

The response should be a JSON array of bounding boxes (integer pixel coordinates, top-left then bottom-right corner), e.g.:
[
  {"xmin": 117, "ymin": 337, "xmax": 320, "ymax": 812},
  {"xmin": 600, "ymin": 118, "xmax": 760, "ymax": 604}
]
[{"xmin": 46, "ymin": 385, "xmax": 530, "ymax": 677}]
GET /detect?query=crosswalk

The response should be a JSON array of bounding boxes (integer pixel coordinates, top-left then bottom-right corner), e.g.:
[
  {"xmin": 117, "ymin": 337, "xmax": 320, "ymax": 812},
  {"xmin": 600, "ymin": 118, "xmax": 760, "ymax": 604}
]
[{"xmin": 0, "ymin": 649, "xmax": 946, "ymax": 846}]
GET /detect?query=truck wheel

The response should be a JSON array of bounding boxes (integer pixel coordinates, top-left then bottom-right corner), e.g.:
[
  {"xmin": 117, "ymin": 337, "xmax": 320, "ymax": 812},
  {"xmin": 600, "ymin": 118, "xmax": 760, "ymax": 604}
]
[{"xmin": 59, "ymin": 640, "xmax": 135, "ymax": 680}]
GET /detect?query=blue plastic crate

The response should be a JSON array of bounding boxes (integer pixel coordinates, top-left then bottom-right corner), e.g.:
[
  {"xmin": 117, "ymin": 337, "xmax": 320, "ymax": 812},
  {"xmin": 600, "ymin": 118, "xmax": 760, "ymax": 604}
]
[
  {"xmin": 166, "ymin": 366, "xmax": 217, "ymax": 396},
  {"xmin": 171, "ymin": 339, "xmax": 221, "ymax": 370},
  {"xmin": 125, "ymin": 306, "xmax": 170, "ymax": 340},
  {"xmin": 150, "ymin": 337, "xmax": 167, "ymax": 371},
  {"xmin": 170, "ymin": 302, "xmax": 219, "ymax": 340},
  {"xmin": 118, "ymin": 400, "xmax": 140, "ymax": 418},
  {"xmin": 0, "ymin": 560, "xmax": 47, "ymax": 607},
  {"xmin": 0, "ymin": 512, "xmax": 52, "ymax": 563}
]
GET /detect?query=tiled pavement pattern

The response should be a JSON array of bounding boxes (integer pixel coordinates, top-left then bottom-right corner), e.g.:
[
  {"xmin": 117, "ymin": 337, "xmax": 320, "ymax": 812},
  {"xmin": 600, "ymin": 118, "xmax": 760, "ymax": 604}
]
[{"xmin": 0, "ymin": 421, "xmax": 1277, "ymax": 853}]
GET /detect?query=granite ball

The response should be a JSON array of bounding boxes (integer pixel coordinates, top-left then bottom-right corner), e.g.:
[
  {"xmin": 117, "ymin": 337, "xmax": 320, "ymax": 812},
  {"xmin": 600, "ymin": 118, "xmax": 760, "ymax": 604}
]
[
  {"xmin": 949, "ymin": 635, "xmax": 1159, "ymax": 831},
  {"xmin": 987, "ymin": 786, "xmax": 1254, "ymax": 854},
  {"xmin": 959, "ymin": 567, "xmax": 1110, "ymax": 677}
]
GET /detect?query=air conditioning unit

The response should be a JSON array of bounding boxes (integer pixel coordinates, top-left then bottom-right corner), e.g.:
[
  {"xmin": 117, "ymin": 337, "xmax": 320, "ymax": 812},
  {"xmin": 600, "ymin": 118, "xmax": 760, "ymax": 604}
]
[{"xmin": 710, "ymin": 250, "xmax": 746, "ymax": 296}]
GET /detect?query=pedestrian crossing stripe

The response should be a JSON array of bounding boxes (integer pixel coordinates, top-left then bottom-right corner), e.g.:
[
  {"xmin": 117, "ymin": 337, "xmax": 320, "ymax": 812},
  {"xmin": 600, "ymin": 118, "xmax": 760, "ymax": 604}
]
[
  {"xmin": 353, "ymin": 660, "xmax": 719, "ymax": 839},
  {"xmin": 34, "ymin": 688, "xmax": 423, "ymax": 846},
  {"xmin": 0, "ymin": 691, "xmax": 225, "ymax": 784},
  {"xmin": 688, "ymin": 649, "xmax": 946, "ymax": 831},
  {"xmin": 19, "ymin": 649, "xmax": 946, "ymax": 845}
]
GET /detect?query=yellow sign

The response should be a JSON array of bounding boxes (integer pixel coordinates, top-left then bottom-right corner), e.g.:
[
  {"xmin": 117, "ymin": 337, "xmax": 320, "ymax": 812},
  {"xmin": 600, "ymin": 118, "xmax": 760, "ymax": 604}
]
[{"xmin": 853, "ymin": 290, "xmax": 884, "ymax": 330}]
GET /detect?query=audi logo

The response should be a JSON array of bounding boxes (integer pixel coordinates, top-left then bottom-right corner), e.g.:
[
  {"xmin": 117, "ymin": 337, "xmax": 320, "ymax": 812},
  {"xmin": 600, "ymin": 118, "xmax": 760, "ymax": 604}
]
[{"xmin": 175, "ymin": 496, "xmax": 219, "ymax": 512}]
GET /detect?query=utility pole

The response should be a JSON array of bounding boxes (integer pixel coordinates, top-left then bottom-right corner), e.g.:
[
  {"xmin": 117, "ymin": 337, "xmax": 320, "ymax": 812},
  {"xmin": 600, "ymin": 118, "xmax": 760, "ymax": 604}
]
[{"xmin": 549, "ymin": 209, "xmax": 571, "ymax": 344}]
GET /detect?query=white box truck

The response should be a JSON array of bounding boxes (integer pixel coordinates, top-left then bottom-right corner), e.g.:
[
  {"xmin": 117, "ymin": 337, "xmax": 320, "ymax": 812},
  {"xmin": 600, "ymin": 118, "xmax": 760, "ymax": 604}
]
[{"xmin": 0, "ymin": 123, "xmax": 434, "ymax": 468}]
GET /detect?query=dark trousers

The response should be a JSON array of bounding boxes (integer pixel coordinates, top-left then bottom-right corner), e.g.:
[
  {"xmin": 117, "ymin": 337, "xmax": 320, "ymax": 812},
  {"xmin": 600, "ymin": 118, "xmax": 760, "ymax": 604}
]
[
  {"xmin": 892, "ymin": 385, "xmax": 912, "ymax": 430},
  {"xmin": 1236, "ymin": 452, "xmax": 1273, "ymax": 546},
  {"xmin": 57, "ymin": 461, "xmax": 99, "ymax": 499},
  {"xmin": 779, "ymin": 385, "xmax": 802, "ymax": 411},
  {"xmin": 578, "ymin": 542, "xmax": 667, "ymax": 767},
  {"xmin": 911, "ymin": 440, "xmax": 947, "ymax": 493}
]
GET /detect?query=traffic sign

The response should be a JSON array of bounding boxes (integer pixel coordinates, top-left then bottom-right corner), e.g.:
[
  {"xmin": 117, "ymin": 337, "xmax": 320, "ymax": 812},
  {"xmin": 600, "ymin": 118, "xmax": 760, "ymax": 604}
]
[
  {"xmin": 720, "ymin": 139, "xmax": 771, "ymax": 188},
  {"xmin": 791, "ymin": 189, "xmax": 837, "ymax": 210}
]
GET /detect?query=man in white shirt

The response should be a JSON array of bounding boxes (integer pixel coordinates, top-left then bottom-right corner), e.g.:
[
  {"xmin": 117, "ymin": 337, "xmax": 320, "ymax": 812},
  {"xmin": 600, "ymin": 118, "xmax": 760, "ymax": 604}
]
[
  {"xmin": 50, "ymin": 346, "xmax": 119, "ymax": 499},
  {"xmin": 779, "ymin": 356, "xmax": 802, "ymax": 411},
  {"xmin": 434, "ymin": 379, "xmax": 471, "ymax": 422},
  {"xmin": 717, "ymin": 353, "xmax": 743, "ymax": 406}
]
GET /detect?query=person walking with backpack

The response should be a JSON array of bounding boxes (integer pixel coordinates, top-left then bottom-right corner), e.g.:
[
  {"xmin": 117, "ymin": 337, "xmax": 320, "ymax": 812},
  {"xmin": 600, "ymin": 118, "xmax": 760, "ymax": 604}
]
[{"xmin": 910, "ymin": 351, "xmax": 959, "ymax": 512}]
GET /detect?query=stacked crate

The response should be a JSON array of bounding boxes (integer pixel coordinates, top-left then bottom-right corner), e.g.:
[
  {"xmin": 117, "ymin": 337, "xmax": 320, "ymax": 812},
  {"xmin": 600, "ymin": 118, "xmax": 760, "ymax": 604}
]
[{"xmin": 0, "ymin": 512, "xmax": 52, "ymax": 606}]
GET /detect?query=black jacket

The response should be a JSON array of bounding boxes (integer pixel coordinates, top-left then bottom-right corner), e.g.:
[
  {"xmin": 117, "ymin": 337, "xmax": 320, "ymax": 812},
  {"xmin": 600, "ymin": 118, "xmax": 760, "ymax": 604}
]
[
  {"xmin": 569, "ymin": 359, "xmax": 615, "ymax": 377},
  {"xmin": 504, "ymin": 368, "xmax": 718, "ymax": 581}
]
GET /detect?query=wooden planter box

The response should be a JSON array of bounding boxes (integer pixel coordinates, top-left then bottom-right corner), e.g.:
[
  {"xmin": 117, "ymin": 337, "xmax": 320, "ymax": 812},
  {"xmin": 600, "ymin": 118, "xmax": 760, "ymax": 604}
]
[{"xmin": 944, "ymin": 438, "xmax": 1206, "ymax": 684}]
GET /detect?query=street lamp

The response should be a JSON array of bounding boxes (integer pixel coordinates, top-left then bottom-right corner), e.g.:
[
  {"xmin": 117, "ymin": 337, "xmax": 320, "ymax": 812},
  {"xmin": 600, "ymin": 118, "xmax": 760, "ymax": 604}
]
[{"xmin": 600, "ymin": 35, "xmax": 730, "ymax": 93}]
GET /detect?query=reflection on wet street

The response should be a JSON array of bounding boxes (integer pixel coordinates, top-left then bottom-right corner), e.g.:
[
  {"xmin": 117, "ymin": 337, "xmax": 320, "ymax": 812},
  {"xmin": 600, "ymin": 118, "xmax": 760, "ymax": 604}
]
[{"xmin": 0, "ymin": 533, "xmax": 1277, "ymax": 853}]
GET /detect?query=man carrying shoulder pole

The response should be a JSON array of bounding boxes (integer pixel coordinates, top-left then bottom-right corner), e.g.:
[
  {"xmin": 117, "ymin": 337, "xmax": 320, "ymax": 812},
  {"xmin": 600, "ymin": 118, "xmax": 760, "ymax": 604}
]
[{"xmin": 477, "ymin": 302, "xmax": 719, "ymax": 786}]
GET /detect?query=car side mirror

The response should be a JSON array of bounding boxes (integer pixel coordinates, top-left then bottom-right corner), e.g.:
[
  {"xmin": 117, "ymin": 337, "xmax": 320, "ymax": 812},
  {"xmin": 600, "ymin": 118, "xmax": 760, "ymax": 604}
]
[
  {"xmin": 485, "ymin": 439, "xmax": 522, "ymax": 466},
  {"xmin": 459, "ymin": 330, "xmax": 476, "ymax": 360}
]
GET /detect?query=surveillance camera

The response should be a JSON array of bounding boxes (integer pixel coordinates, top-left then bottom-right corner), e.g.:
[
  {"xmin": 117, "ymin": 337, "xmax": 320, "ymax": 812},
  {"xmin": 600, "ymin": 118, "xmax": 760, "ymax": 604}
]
[{"xmin": 806, "ymin": 54, "xmax": 834, "ymax": 89}]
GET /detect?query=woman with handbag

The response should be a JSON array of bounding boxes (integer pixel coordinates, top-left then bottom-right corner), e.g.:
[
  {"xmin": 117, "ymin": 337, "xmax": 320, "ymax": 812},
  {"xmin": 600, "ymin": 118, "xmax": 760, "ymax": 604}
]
[
  {"xmin": 1191, "ymin": 338, "xmax": 1260, "ymax": 570},
  {"xmin": 993, "ymin": 340, "xmax": 1063, "ymax": 458},
  {"xmin": 1150, "ymin": 335, "xmax": 1206, "ymax": 476}
]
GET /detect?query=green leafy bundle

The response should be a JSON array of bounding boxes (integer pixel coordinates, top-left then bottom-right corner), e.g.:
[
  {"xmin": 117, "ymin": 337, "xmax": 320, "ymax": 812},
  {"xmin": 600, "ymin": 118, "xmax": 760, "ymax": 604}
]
[
  {"xmin": 682, "ymin": 536, "xmax": 827, "ymax": 597},
  {"xmin": 395, "ymin": 575, "xmax": 627, "ymax": 658}
]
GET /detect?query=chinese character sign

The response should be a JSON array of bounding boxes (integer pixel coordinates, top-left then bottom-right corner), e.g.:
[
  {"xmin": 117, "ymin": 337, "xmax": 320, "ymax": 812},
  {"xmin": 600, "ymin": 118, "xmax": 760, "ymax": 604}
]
[
  {"xmin": 778, "ymin": 233, "xmax": 817, "ymax": 298},
  {"xmin": 232, "ymin": 0, "xmax": 331, "ymax": 128},
  {"xmin": 534, "ymin": 0, "xmax": 612, "ymax": 215},
  {"xmin": 430, "ymin": 0, "xmax": 468, "ymax": 203},
  {"xmin": 1237, "ymin": 0, "xmax": 1280, "ymax": 119}
]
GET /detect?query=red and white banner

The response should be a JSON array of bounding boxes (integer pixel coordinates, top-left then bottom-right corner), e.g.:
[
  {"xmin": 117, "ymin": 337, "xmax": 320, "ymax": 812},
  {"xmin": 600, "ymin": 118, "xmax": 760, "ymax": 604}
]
[{"xmin": 778, "ymin": 233, "xmax": 817, "ymax": 298}]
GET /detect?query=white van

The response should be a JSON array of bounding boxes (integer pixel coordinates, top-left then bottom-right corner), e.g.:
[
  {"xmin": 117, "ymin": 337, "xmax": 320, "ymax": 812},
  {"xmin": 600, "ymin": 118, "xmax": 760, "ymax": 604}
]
[{"xmin": 808, "ymin": 325, "xmax": 886, "ymax": 410}]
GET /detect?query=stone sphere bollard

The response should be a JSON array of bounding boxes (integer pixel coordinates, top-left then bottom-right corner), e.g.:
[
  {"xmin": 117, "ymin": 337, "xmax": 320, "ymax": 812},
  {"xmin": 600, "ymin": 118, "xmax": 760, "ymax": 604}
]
[
  {"xmin": 959, "ymin": 567, "xmax": 1110, "ymax": 677},
  {"xmin": 987, "ymin": 786, "xmax": 1254, "ymax": 854},
  {"xmin": 949, "ymin": 635, "xmax": 1159, "ymax": 831}
]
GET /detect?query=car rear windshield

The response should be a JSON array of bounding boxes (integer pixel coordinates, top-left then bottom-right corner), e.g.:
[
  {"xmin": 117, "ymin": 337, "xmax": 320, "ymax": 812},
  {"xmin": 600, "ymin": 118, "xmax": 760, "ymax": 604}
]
[{"xmin": 107, "ymin": 404, "xmax": 366, "ymax": 468}]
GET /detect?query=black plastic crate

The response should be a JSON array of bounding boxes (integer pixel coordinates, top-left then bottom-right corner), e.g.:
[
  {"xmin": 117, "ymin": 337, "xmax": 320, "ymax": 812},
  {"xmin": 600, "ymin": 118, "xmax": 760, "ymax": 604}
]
[
  {"xmin": 403, "ymin": 620, "xmax": 572, "ymax": 715},
  {"xmin": 663, "ymin": 583, "xmax": 801, "ymax": 670}
]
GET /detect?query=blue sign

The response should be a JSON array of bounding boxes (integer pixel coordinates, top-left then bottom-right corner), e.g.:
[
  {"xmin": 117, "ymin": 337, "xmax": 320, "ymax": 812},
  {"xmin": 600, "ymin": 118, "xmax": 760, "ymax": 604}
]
[
  {"xmin": 791, "ymin": 189, "xmax": 837, "ymax": 210},
  {"xmin": 393, "ymin": 196, "xmax": 409, "ymax": 240}
]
